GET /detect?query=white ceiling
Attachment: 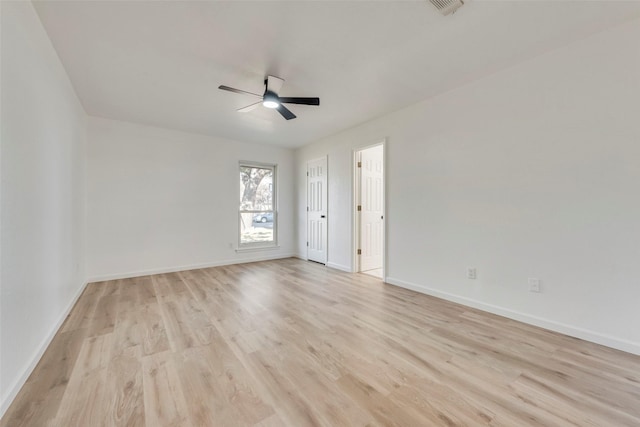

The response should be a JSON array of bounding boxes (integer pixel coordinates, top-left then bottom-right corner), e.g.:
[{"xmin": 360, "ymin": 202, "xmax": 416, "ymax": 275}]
[{"xmin": 33, "ymin": 1, "xmax": 640, "ymax": 148}]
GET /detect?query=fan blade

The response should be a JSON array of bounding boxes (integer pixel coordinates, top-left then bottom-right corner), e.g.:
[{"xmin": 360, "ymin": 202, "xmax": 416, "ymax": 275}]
[
  {"xmin": 237, "ymin": 102, "xmax": 262, "ymax": 113},
  {"xmin": 279, "ymin": 97, "xmax": 320, "ymax": 106},
  {"xmin": 276, "ymin": 104, "xmax": 296, "ymax": 120},
  {"xmin": 218, "ymin": 85, "xmax": 262, "ymax": 98},
  {"xmin": 266, "ymin": 76, "xmax": 284, "ymax": 96}
]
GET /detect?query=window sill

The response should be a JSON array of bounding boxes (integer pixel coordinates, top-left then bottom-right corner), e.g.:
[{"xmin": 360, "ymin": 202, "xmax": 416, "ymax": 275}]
[{"xmin": 235, "ymin": 245, "xmax": 280, "ymax": 253}]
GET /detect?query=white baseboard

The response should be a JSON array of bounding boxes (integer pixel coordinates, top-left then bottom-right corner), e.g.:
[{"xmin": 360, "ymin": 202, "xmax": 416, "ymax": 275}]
[
  {"xmin": 293, "ymin": 255, "xmax": 351, "ymax": 273},
  {"xmin": 326, "ymin": 262, "xmax": 353, "ymax": 273},
  {"xmin": 86, "ymin": 253, "xmax": 296, "ymax": 283},
  {"xmin": 385, "ymin": 276, "xmax": 640, "ymax": 356},
  {"xmin": 1, "ymin": 280, "xmax": 88, "ymax": 418}
]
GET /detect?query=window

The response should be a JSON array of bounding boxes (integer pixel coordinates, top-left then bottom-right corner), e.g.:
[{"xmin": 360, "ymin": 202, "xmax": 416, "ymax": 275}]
[{"xmin": 239, "ymin": 163, "xmax": 276, "ymax": 248}]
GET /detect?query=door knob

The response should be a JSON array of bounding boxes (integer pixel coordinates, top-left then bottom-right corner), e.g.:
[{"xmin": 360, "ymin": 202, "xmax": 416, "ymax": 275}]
[{"xmin": 321, "ymin": 215, "xmax": 326, "ymax": 218}]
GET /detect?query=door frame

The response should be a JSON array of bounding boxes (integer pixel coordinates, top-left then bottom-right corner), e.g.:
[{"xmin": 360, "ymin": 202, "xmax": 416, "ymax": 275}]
[
  {"xmin": 352, "ymin": 139, "xmax": 386, "ymax": 278},
  {"xmin": 306, "ymin": 156, "xmax": 328, "ymax": 263}
]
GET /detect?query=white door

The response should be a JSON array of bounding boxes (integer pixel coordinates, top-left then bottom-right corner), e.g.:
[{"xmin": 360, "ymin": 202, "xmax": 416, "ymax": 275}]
[
  {"xmin": 307, "ymin": 157, "xmax": 327, "ymax": 264},
  {"xmin": 359, "ymin": 145, "xmax": 384, "ymax": 272}
]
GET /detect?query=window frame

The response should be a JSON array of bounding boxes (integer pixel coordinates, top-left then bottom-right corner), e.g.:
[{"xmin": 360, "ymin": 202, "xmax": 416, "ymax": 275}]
[{"xmin": 237, "ymin": 161, "xmax": 278, "ymax": 250}]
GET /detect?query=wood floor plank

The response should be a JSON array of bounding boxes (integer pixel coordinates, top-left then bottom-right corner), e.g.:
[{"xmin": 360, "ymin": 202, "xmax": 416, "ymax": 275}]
[
  {"xmin": 173, "ymin": 345, "xmax": 240, "ymax": 426},
  {"xmin": 88, "ymin": 293, "xmax": 120, "ymax": 337},
  {"xmin": 50, "ymin": 334, "xmax": 113, "ymax": 426},
  {"xmin": 336, "ymin": 373, "xmax": 426, "ymax": 427},
  {"xmin": 3, "ymin": 258, "xmax": 639, "ymax": 426},
  {"xmin": 0, "ymin": 377, "xmax": 66, "ymax": 427},
  {"xmin": 104, "ymin": 345, "xmax": 145, "ymax": 427},
  {"xmin": 113, "ymin": 296, "xmax": 170, "ymax": 358},
  {"xmin": 141, "ymin": 351, "xmax": 192, "ymax": 427},
  {"xmin": 158, "ymin": 292, "xmax": 215, "ymax": 351},
  {"xmin": 152, "ymin": 273, "xmax": 191, "ymax": 304},
  {"xmin": 175, "ymin": 342, "xmax": 275, "ymax": 426},
  {"xmin": 243, "ymin": 350, "xmax": 328, "ymax": 427}
]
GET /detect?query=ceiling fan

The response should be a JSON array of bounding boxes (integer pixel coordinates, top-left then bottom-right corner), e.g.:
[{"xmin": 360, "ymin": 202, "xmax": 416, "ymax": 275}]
[{"xmin": 218, "ymin": 76, "xmax": 320, "ymax": 120}]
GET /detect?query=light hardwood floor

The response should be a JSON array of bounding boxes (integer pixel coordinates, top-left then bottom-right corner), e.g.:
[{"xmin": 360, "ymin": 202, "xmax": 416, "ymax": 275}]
[{"xmin": 2, "ymin": 258, "xmax": 639, "ymax": 426}]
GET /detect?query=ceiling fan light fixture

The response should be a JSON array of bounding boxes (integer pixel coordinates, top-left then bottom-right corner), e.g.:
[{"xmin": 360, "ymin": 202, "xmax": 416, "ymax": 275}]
[
  {"xmin": 263, "ymin": 93, "xmax": 279, "ymax": 109},
  {"xmin": 263, "ymin": 100, "xmax": 279, "ymax": 109}
]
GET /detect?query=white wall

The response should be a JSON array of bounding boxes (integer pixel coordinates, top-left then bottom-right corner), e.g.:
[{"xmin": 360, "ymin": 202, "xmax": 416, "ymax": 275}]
[
  {"xmin": 86, "ymin": 117, "xmax": 295, "ymax": 280},
  {"xmin": 295, "ymin": 18, "xmax": 640, "ymax": 354},
  {"xmin": 1, "ymin": 1, "xmax": 87, "ymax": 413}
]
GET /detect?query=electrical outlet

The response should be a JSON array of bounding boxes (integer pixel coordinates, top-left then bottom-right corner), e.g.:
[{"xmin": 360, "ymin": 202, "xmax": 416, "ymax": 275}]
[
  {"xmin": 528, "ymin": 278, "xmax": 541, "ymax": 293},
  {"xmin": 467, "ymin": 268, "xmax": 477, "ymax": 280}
]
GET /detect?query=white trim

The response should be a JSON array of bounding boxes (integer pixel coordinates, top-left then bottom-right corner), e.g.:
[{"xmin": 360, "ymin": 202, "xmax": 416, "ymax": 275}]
[
  {"xmin": 235, "ymin": 245, "xmax": 280, "ymax": 253},
  {"xmin": 1, "ymin": 280, "xmax": 89, "ymax": 417},
  {"xmin": 326, "ymin": 262, "xmax": 352, "ymax": 273},
  {"xmin": 306, "ymin": 156, "xmax": 328, "ymax": 264},
  {"xmin": 294, "ymin": 253, "xmax": 307, "ymax": 260},
  {"xmin": 239, "ymin": 162, "xmax": 278, "ymax": 250},
  {"xmin": 352, "ymin": 149, "xmax": 360, "ymax": 273},
  {"xmin": 385, "ymin": 276, "xmax": 640, "ymax": 356},
  {"xmin": 239, "ymin": 160, "xmax": 278, "ymax": 169},
  {"xmin": 352, "ymin": 139, "xmax": 387, "ymax": 275},
  {"xmin": 86, "ymin": 253, "xmax": 295, "ymax": 283}
]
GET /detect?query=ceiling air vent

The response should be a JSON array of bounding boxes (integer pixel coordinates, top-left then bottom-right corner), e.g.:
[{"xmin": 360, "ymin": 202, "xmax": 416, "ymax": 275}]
[{"xmin": 429, "ymin": 0, "xmax": 464, "ymax": 15}]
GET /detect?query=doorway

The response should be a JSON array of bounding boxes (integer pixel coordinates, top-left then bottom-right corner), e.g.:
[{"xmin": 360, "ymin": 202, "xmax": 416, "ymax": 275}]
[
  {"xmin": 354, "ymin": 143, "xmax": 385, "ymax": 278},
  {"xmin": 307, "ymin": 156, "xmax": 327, "ymax": 264}
]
